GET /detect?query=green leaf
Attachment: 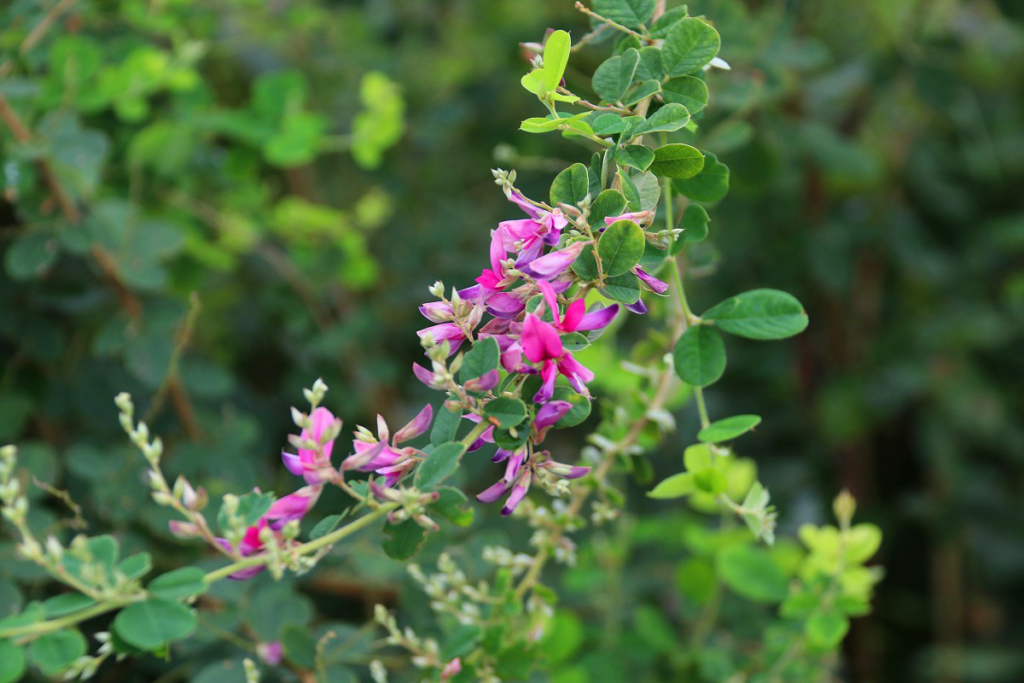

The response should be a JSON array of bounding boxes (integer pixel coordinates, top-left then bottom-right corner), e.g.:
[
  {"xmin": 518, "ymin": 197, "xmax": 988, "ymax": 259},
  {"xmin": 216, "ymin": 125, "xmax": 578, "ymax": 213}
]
[
  {"xmin": 42, "ymin": 593, "xmax": 96, "ymax": 618},
  {"xmin": 600, "ymin": 272, "xmax": 641, "ymax": 304},
  {"xmin": 672, "ymin": 151, "xmax": 729, "ymax": 202},
  {"xmin": 542, "ymin": 30, "xmax": 572, "ymax": 92},
  {"xmin": 692, "ymin": 467, "xmax": 727, "ymax": 494},
  {"xmin": 650, "ymin": 143, "xmax": 705, "ymax": 179},
  {"xmin": 432, "ymin": 486, "xmax": 474, "ymax": 526},
  {"xmin": 520, "ymin": 113, "xmax": 587, "ymax": 134},
  {"xmin": 589, "ymin": 189, "xmax": 627, "ymax": 225},
  {"xmin": 382, "ymin": 519, "xmax": 426, "ymax": 561},
  {"xmin": 673, "ymin": 325, "xmax": 726, "ymax": 387},
  {"xmin": 631, "ymin": 103, "xmax": 691, "ymax": 136},
  {"xmin": 614, "ymin": 145, "xmax": 654, "ymax": 172},
  {"xmin": 805, "ymin": 612, "xmax": 850, "ymax": 649},
  {"xmin": 715, "ymin": 544, "xmax": 788, "ymax": 602},
  {"xmin": 679, "ymin": 204, "xmax": 710, "ymax": 247},
  {"xmin": 118, "ymin": 552, "xmax": 152, "ymax": 580},
  {"xmin": 650, "ymin": 6, "xmax": 689, "ymax": 38},
  {"xmin": 483, "ymin": 397, "xmax": 528, "ymax": 429},
  {"xmin": 29, "ymin": 629, "xmax": 86, "ymax": 676},
  {"xmin": 460, "ymin": 337, "xmax": 500, "ymax": 382},
  {"xmin": 431, "ymin": 403, "xmax": 462, "ymax": 446},
  {"xmin": 441, "ymin": 624, "xmax": 483, "ymax": 661},
  {"xmin": 594, "ymin": 0, "xmax": 656, "ymax": 28},
  {"xmin": 309, "ymin": 514, "xmax": 343, "ymax": 540},
  {"xmin": 598, "ymin": 220, "xmax": 645, "ymax": 276},
  {"xmin": 560, "ymin": 332, "xmax": 590, "ymax": 352},
  {"xmin": 571, "ymin": 245, "xmax": 599, "ymax": 281},
  {"xmin": 698, "ymin": 415, "xmax": 762, "ymax": 443},
  {"xmin": 621, "ymin": 79, "xmax": 661, "ymax": 106},
  {"xmin": 113, "ymin": 598, "xmax": 197, "ymax": 650},
  {"xmin": 648, "ymin": 472, "xmax": 696, "ymax": 499},
  {"xmin": 541, "ymin": 611, "xmax": 584, "ymax": 665},
  {"xmin": 845, "ymin": 524, "xmax": 883, "ymax": 564},
  {"xmin": 702, "ymin": 289, "xmax": 809, "ymax": 340},
  {"xmin": 4, "ymin": 233, "xmax": 59, "ymax": 281},
  {"xmin": 550, "ymin": 163, "xmax": 590, "ymax": 208},
  {"xmin": 662, "ymin": 18, "xmax": 721, "ymax": 77},
  {"xmin": 282, "ymin": 623, "xmax": 317, "ymax": 668},
  {"xmin": 550, "ymin": 387, "xmax": 592, "ymax": 427},
  {"xmin": 0, "ymin": 640, "xmax": 25, "ymax": 683},
  {"xmin": 147, "ymin": 567, "xmax": 208, "ymax": 600},
  {"xmin": 592, "ymin": 48, "xmax": 640, "ymax": 102},
  {"xmin": 636, "ymin": 47, "xmax": 664, "ymax": 81},
  {"xmin": 662, "ymin": 76, "xmax": 709, "ymax": 113},
  {"xmin": 589, "ymin": 113, "xmax": 627, "ymax": 136},
  {"xmin": 622, "ymin": 170, "xmax": 661, "ymax": 211},
  {"xmin": 415, "ymin": 441, "xmax": 467, "ymax": 490},
  {"xmin": 521, "ymin": 70, "xmax": 547, "ymax": 97}
]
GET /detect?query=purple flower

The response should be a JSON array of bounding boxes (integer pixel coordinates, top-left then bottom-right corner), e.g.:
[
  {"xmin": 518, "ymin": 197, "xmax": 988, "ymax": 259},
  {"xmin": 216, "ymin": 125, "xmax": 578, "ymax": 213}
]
[
  {"xmin": 498, "ymin": 190, "xmax": 568, "ymax": 268},
  {"xmin": 342, "ymin": 406, "xmax": 433, "ymax": 486},
  {"xmin": 635, "ymin": 266, "xmax": 669, "ymax": 294},
  {"xmin": 417, "ymin": 322, "xmax": 468, "ymax": 356},
  {"xmin": 535, "ymin": 400, "xmax": 572, "ymax": 431},
  {"xmin": 281, "ymin": 407, "xmax": 341, "ymax": 485},
  {"xmin": 535, "ymin": 280, "xmax": 619, "ymax": 333},
  {"xmin": 258, "ymin": 642, "xmax": 283, "ymax": 666},
  {"xmin": 520, "ymin": 241, "xmax": 588, "ymax": 280}
]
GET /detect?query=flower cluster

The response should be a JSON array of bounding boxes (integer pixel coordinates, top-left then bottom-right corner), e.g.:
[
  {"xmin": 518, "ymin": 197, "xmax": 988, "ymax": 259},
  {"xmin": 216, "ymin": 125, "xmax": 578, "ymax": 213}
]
[{"xmin": 412, "ymin": 177, "xmax": 669, "ymax": 514}]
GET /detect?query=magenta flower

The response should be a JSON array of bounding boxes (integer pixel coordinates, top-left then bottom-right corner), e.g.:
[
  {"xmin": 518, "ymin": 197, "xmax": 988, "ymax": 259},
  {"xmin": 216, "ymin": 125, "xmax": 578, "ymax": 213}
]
[
  {"xmin": 264, "ymin": 485, "xmax": 323, "ymax": 530},
  {"xmin": 342, "ymin": 405, "xmax": 433, "ymax": 486},
  {"xmin": 520, "ymin": 240, "xmax": 588, "ymax": 280},
  {"xmin": 520, "ymin": 314, "xmax": 595, "ymax": 403},
  {"xmin": 257, "ymin": 642, "xmax": 283, "ymax": 666},
  {"xmin": 476, "ymin": 231, "xmax": 520, "ymax": 297},
  {"xmin": 281, "ymin": 407, "xmax": 341, "ymax": 485},
  {"xmin": 476, "ymin": 447, "xmax": 590, "ymax": 516},
  {"xmin": 535, "ymin": 280, "xmax": 619, "ymax": 334},
  {"xmin": 635, "ymin": 266, "xmax": 669, "ymax": 294},
  {"xmin": 498, "ymin": 190, "xmax": 568, "ymax": 267},
  {"xmin": 417, "ymin": 322, "xmax": 469, "ymax": 356}
]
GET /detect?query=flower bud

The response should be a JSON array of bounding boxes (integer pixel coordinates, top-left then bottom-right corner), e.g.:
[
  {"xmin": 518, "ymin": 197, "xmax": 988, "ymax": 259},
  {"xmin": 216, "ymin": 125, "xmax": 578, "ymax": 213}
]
[
  {"xmin": 833, "ymin": 489, "xmax": 856, "ymax": 527},
  {"xmin": 0, "ymin": 445, "xmax": 16, "ymax": 466},
  {"xmin": 46, "ymin": 535, "xmax": 63, "ymax": 561},
  {"xmin": 114, "ymin": 392, "xmax": 133, "ymax": 416}
]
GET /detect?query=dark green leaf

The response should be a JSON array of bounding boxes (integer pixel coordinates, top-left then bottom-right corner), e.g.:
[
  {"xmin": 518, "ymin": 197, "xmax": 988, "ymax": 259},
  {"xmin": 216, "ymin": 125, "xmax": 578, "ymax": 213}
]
[
  {"xmin": 118, "ymin": 552, "xmax": 152, "ymax": 580},
  {"xmin": 600, "ymin": 272, "xmax": 642, "ymax": 304},
  {"xmin": 614, "ymin": 145, "xmax": 654, "ymax": 172},
  {"xmin": 282, "ymin": 623, "xmax": 317, "ymax": 668},
  {"xmin": 310, "ymin": 514, "xmax": 343, "ymax": 540},
  {"xmin": 631, "ymin": 103, "xmax": 691, "ymax": 136},
  {"xmin": 594, "ymin": 0, "xmax": 656, "ymax": 28},
  {"xmin": 571, "ymin": 245, "xmax": 599, "ymax": 281},
  {"xmin": 28, "ymin": 629, "xmax": 86, "ymax": 676},
  {"xmin": 702, "ymin": 289, "xmax": 809, "ymax": 340},
  {"xmin": 621, "ymin": 79, "xmax": 661, "ymax": 106},
  {"xmin": 673, "ymin": 325, "xmax": 726, "ymax": 386},
  {"xmin": 4, "ymin": 233, "xmax": 59, "ymax": 281},
  {"xmin": 592, "ymin": 49, "xmax": 640, "ymax": 102},
  {"xmin": 635, "ymin": 47, "xmax": 664, "ymax": 81},
  {"xmin": 42, "ymin": 593, "xmax": 96, "ymax": 618},
  {"xmin": 460, "ymin": 337, "xmax": 500, "ymax": 382},
  {"xmin": 589, "ymin": 189, "xmax": 627, "ymax": 225},
  {"xmin": 662, "ymin": 18, "xmax": 721, "ymax": 76},
  {"xmin": 650, "ymin": 144, "xmax": 705, "ymax": 179},
  {"xmin": 415, "ymin": 441, "xmax": 467, "ymax": 490},
  {"xmin": 672, "ymin": 151, "xmax": 729, "ymax": 202},
  {"xmin": 147, "ymin": 567, "xmax": 208, "ymax": 600},
  {"xmin": 382, "ymin": 519, "xmax": 426, "ymax": 561},
  {"xmin": 243, "ymin": 585, "xmax": 314, "ymax": 642},
  {"xmin": 113, "ymin": 599, "xmax": 197, "ymax": 650},
  {"xmin": 550, "ymin": 163, "xmax": 590, "ymax": 208},
  {"xmin": 598, "ymin": 220, "xmax": 645, "ymax": 276},
  {"xmin": 483, "ymin": 397, "xmax": 528, "ymax": 429},
  {"xmin": 430, "ymin": 403, "xmax": 462, "ymax": 446},
  {"xmin": 662, "ymin": 76, "xmax": 709, "ymax": 113},
  {"xmin": 432, "ymin": 486, "xmax": 474, "ymax": 526}
]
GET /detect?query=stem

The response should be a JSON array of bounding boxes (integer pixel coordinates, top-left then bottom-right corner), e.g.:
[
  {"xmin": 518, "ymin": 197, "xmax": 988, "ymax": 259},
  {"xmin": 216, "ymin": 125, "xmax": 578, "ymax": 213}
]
[{"xmin": 0, "ymin": 598, "xmax": 137, "ymax": 641}]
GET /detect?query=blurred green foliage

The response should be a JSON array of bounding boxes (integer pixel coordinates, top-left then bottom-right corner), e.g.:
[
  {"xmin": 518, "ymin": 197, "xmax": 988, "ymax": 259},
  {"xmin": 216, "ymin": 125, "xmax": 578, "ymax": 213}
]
[{"xmin": 1, "ymin": 0, "xmax": 1022, "ymax": 681}]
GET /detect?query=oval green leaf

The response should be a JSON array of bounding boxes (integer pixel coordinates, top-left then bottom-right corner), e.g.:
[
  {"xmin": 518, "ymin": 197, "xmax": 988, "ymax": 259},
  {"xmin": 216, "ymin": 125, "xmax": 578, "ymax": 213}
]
[
  {"xmin": 648, "ymin": 472, "xmax": 695, "ymax": 499},
  {"xmin": 673, "ymin": 325, "xmax": 726, "ymax": 387},
  {"xmin": 702, "ymin": 289, "xmax": 809, "ymax": 340},
  {"xmin": 592, "ymin": 48, "xmax": 640, "ymax": 102},
  {"xmin": 650, "ymin": 143, "xmax": 705, "ymax": 179},
  {"xmin": 550, "ymin": 163, "xmax": 590, "ymax": 208},
  {"xmin": 482, "ymin": 396, "xmax": 528, "ymax": 429},
  {"xmin": 662, "ymin": 76, "xmax": 709, "ymax": 113},
  {"xmin": 662, "ymin": 18, "xmax": 721, "ymax": 77},
  {"xmin": 147, "ymin": 567, "xmax": 208, "ymax": 600},
  {"xmin": 113, "ymin": 598, "xmax": 197, "ymax": 650},
  {"xmin": 598, "ymin": 219, "xmax": 645, "ymax": 276},
  {"xmin": 28, "ymin": 629, "xmax": 87, "ymax": 676},
  {"xmin": 697, "ymin": 415, "xmax": 762, "ymax": 443},
  {"xmin": 414, "ymin": 441, "xmax": 467, "ymax": 490},
  {"xmin": 672, "ymin": 151, "xmax": 729, "ymax": 202}
]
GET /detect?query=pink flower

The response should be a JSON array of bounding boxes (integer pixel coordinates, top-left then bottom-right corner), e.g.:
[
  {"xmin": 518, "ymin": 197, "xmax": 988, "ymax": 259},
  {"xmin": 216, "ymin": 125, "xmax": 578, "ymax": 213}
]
[
  {"xmin": 342, "ymin": 405, "xmax": 433, "ymax": 486},
  {"xmin": 441, "ymin": 658, "xmax": 463, "ymax": 680},
  {"xmin": 498, "ymin": 190, "xmax": 568, "ymax": 267},
  {"xmin": 257, "ymin": 642, "xmax": 283, "ymax": 665},
  {"xmin": 520, "ymin": 241, "xmax": 588, "ymax": 280},
  {"xmin": 635, "ymin": 266, "xmax": 669, "ymax": 294},
  {"xmin": 281, "ymin": 407, "xmax": 341, "ymax": 485},
  {"xmin": 417, "ymin": 322, "xmax": 469, "ymax": 356},
  {"xmin": 520, "ymin": 314, "xmax": 595, "ymax": 403},
  {"xmin": 535, "ymin": 280, "xmax": 619, "ymax": 333},
  {"xmin": 475, "ymin": 231, "xmax": 520, "ymax": 298}
]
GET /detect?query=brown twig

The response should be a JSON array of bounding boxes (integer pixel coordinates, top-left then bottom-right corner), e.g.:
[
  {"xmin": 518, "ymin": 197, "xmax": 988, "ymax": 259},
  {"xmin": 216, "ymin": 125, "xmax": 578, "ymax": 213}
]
[{"xmin": 21, "ymin": 0, "xmax": 79, "ymax": 55}]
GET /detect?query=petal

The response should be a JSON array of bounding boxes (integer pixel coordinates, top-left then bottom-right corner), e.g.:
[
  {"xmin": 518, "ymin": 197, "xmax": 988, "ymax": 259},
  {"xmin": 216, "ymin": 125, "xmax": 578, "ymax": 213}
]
[
  {"xmin": 635, "ymin": 267, "xmax": 669, "ymax": 294},
  {"xmin": 376, "ymin": 415, "xmax": 390, "ymax": 442},
  {"xmin": 513, "ymin": 238, "xmax": 544, "ymax": 269},
  {"xmin": 535, "ymin": 280, "xmax": 560, "ymax": 323},
  {"xmin": 535, "ymin": 400, "xmax": 572, "ymax": 430},
  {"xmin": 626, "ymin": 298, "xmax": 648, "ymax": 315},
  {"xmin": 575, "ymin": 304, "xmax": 620, "ymax": 331},
  {"xmin": 476, "ymin": 479, "xmax": 510, "ymax": 503},
  {"xmin": 501, "ymin": 478, "xmax": 531, "ymax": 516},
  {"xmin": 508, "ymin": 190, "xmax": 544, "ymax": 221},
  {"xmin": 560, "ymin": 299, "xmax": 585, "ymax": 331},
  {"xmin": 533, "ymin": 361, "xmax": 558, "ymax": 404},
  {"xmin": 413, "ymin": 363, "xmax": 437, "ymax": 387},
  {"xmin": 464, "ymin": 369, "xmax": 500, "ymax": 393},
  {"xmin": 281, "ymin": 451, "xmax": 305, "ymax": 477},
  {"xmin": 393, "ymin": 403, "xmax": 434, "ymax": 444},
  {"xmin": 487, "ymin": 292, "xmax": 526, "ymax": 319},
  {"xmin": 489, "ymin": 230, "xmax": 506, "ymax": 274},
  {"xmin": 521, "ymin": 315, "xmax": 563, "ymax": 363},
  {"xmin": 419, "ymin": 301, "xmax": 454, "ymax": 322},
  {"xmin": 520, "ymin": 241, "xmax": 587, "ymax": 280},
  {"xmin": 558, "ymin": 353, "xmax": 595, "ymax": 387}
]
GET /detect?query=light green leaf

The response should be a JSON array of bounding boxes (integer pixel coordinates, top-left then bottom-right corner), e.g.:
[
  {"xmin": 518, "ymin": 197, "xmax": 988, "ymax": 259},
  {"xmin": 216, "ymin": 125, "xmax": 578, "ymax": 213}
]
[
  {"xmin": 542, "ymin": 30, "xmax": 572, "ymax": 91},
  {"xmin": 805, "ymin": 612, "xmax": 850, "ymax": 649},
  {"xmin": 520, "ymin": 112, "xmax": 589, "ymax": 133},
  {"xmin": 598, "ymin": 220, "xmax": 645, "ymax": 276},
  {"xmin": 662, "ymin": 18, "xmax": 721, "ymax": 77},
  {"xmin": 673, "ymin": 325, "xmax": 726, "ymax": 387},
  {"xmin": 698, "ymin": 415, "xmax": 762, "ymax": 443},
  {"xmin": 702, "ymin": 289, "xmax": 809, "ymax": 340},
  {"xmin": 650, "ymin": 143, "xmax": 705, "ymax": 179},
  {"xmin": 672, "ymin": 151, "xmax": 729, "ymax": 202},
  {"xmin": 648, "ymin": 472, "xmax": 696, "ymax": 499},
  {"xmin": 0, "ymin": 640, "xmax": 25, "ymax": 683}
]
